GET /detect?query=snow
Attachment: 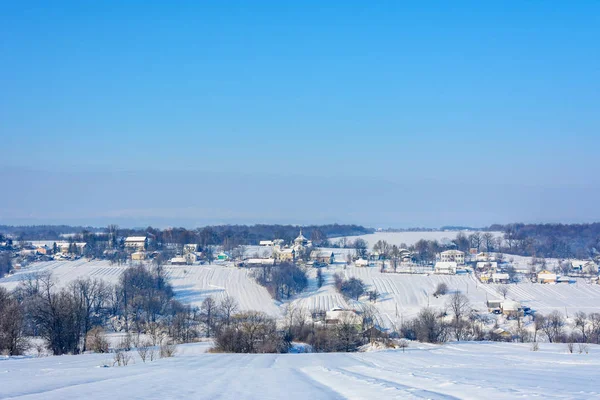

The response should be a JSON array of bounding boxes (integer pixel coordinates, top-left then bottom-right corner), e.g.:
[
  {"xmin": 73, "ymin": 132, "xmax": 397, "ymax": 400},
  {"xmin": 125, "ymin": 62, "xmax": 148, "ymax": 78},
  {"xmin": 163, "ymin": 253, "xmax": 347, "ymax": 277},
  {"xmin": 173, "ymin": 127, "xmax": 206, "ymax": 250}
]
[
  {"xmin": 1, "ymin": 342, "xmax": 599, "ymax": 399},
  {"xmin": 3, "ymin": 260, "xmax": 600, "ymax": 328}
]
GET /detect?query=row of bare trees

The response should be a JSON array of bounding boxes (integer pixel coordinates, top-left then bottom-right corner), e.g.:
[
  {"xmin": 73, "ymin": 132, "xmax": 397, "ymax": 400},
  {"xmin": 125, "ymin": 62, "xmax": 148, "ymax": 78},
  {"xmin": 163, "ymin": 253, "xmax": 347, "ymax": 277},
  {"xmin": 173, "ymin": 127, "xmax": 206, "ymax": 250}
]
[{"xmin": 0, "ymin": 263, "xmax": 217, "ymax": 356}]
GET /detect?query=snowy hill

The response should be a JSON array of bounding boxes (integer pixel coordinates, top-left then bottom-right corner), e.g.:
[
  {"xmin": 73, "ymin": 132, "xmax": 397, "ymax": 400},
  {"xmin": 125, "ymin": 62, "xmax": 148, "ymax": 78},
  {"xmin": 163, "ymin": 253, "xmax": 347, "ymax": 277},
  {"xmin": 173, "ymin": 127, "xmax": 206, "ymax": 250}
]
[
  {"xmin": 1, "ymin": 342, "xmax": 598, "ymax": 399},
  {"xmin": 3, "ymin": 260, "xmax": 600, "ymax": 329}
]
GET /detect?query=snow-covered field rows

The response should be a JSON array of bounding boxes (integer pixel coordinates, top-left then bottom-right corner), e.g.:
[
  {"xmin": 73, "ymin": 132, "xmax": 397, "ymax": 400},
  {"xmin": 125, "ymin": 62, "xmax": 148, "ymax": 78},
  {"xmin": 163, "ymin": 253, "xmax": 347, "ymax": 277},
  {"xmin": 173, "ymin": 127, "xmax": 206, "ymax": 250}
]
[
  {"xmin": 334, "ymin": 230, "xmax": 503, "ymax": 247},
  {"xmin": 3, "ymin": 260, "xmax": 600, "ymax": 328},
  {"xmin": 0, "ymin": 260, "xmax": 280, "ymax": 316},
  {"xmin": 1, "ymin": 341, "xmax": 599, "ymax": 399}
]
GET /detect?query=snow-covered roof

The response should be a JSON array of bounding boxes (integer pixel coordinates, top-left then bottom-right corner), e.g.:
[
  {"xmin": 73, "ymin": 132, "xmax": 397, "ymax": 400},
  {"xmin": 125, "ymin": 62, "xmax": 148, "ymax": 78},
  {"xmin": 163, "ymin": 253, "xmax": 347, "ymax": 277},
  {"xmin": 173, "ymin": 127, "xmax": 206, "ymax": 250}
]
[
  {"xmin": 501, "ymin": 301, "xmax": 521, "ymax": 311},
  {"xmin": 435, "ymin": 261, "xmax": 457, "ymax": 269},
  {"xmin": 245, "ymin": 258, "xmax": 275, "ymax": 265},
  {"xmin": 125, "ymin": 236, "xmax": 147, "ymax": 242}
]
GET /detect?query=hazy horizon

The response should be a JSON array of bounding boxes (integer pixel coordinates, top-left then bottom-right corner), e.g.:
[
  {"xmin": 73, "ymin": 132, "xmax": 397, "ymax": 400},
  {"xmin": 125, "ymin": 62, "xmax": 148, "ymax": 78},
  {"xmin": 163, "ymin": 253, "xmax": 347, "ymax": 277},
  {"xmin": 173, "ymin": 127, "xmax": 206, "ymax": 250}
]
[{"xmin": 2, "ymin": 2, "xmax": 599, "ymax": 227}]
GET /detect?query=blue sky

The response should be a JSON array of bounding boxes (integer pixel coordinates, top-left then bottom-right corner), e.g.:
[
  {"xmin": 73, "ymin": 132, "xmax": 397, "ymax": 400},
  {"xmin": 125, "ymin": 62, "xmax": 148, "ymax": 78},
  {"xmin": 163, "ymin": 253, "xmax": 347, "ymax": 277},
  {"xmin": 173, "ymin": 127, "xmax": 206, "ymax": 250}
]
[{"xmin": 1, "ymin": 1, "xmax": 599, "ymax": 228}]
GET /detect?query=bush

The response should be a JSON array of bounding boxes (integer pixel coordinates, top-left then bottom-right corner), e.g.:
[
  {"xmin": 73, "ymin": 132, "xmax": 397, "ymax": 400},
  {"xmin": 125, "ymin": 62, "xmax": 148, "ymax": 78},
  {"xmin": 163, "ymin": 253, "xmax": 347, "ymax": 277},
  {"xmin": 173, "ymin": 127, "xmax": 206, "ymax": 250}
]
[
  {"xmin": 86, "ymin": 327, "xmax": 109, "ymax": 353},
  {"xmin": 213, "ymin": 311, "xmax": 288, "ymax": 353},
  {"xmin": 434, "ymin": 283, "xmax": 448, "ymax": 297},
  {"xmin": 160, "ymin": 341, "xmax": 177, "ymax": 358}
]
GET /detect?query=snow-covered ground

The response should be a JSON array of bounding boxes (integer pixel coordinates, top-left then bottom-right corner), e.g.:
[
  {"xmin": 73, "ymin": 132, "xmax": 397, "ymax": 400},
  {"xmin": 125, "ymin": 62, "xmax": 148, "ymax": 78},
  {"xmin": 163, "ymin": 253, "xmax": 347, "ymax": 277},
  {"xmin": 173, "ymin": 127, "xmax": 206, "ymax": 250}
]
[
  {"xmin": 333, "ymin": 231, "xmax": 503, "ymax": 247},
  {"xmin": 3, "ymin": 260, "xmax": 600, "ymax": 330},
  {"xmin": 1, "ymin": 341, "xmax": 599, "ymax": 399}
]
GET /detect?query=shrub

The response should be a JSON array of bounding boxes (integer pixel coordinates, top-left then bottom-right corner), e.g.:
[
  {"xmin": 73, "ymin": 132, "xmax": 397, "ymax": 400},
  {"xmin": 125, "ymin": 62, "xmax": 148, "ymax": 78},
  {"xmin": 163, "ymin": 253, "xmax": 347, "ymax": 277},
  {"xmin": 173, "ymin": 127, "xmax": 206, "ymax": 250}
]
[
  {"xmin": 434, "ymin": 283, "xmax": 448, "ymax": 297},
  {"xmin": 86, "ymin": 327, "xmax": 109, "ymax": 353}
]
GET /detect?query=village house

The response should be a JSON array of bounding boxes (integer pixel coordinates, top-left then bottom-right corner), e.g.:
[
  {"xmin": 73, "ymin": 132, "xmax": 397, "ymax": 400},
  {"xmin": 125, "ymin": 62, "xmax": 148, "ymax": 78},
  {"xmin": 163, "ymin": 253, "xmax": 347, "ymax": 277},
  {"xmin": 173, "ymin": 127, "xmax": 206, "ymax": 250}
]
[
  {"xmin": 500, "ymin": 300, "xmax": 523, "ymax": 317},
  {"xmin": 310, "ymin": 250, "xmax": 334, "ymax": 265},
  {"xmin": 570, "ymin": 260, "xmax": 598, "ymax": 276},
  {"xmin": 259, "ymin": 240, "xmax": 274, "ymax": 246},
  {"xmin": 492, "ymin": 272, "xmax": 510, "ymax": 283},
  {"xmin": 537, "ymin": 270, "xmax": 557, "ymax": 284},
  {"xmin": 486, "ymin": 299, "xmax": 503, "ymax": 313},
  {"xmin": 185, "ymin": 252, "xmax": 202, "ymax": 264},
  {"xmin": 125, "ymin": 236, "xmax": 147, "ymax": 251},
  {"xmin": 434, "ymin": 261, "xmax": 457, "ymax": 275},
  {"xmin": 170, "ymin": 256, "xmax": 187, "ymax": 265},
  {"xmin": 56, "ymin": 242, "xmax": 88, "ymax": 254},
  {"xmin": 355, "ymin": 258, "xmax": 369, "ymax": 267},
  {"xmin": 476, "ymin": 252, "xmax": 496, "ymax": 262},
  {"xmin": 274, "ymin": 248, "xmax": 295, "ymax": 262},
  {"xmin": 216, "ymin": 252, "xmax": 231, "ymax": 261},
  {"xmin": 440, "ymin": 250, "xmax": 465, "ymax": 265},
  {"xmin": 35, "ymin": 245, "xmax": 52, "ymax": 255},
  {"xmin": 476, "ymin": 261, "xmax": 498, "ymax": 271}
]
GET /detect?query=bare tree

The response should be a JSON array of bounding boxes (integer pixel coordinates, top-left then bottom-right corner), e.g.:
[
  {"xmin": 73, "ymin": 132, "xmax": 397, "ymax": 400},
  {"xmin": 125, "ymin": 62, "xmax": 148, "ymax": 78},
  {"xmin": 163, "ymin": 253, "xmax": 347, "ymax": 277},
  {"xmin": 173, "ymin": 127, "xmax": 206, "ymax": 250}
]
[
  {"xmin": 136, "ymin": 340, "xmax": 152, "ymax": 362},
  {"xmin": 574, "ymin": 311, "xmax": 588, "ymax": 343},
  {"xmin": 218, "ymin": 295, "xmax": 238, "ymax": 327},
  {"xmin": 540, "ymin": 311, "xmax": 565, "ymax": 343},
  {"xmin": 70, "ymin": 278, "xmax": 110, "ymax": 352},
  {"xmin": 447, "ymin": 292, "xmax": 470, "ymax": 340},
  {"xmin": 482, "ymin": 232, "xmax": 495, "ymax": 252},
  {"xmin": 201, "ymin": 297, "xmax": 218, "ymax": 337}
]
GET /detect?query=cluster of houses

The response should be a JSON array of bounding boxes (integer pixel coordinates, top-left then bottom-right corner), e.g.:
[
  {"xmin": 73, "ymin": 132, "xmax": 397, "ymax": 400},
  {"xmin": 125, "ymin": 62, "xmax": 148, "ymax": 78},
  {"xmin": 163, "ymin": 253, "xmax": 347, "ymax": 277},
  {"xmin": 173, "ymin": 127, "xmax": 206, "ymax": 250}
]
[{"xmin": 432, "ymin": 249, "xmax": 599, "ymax": 285}]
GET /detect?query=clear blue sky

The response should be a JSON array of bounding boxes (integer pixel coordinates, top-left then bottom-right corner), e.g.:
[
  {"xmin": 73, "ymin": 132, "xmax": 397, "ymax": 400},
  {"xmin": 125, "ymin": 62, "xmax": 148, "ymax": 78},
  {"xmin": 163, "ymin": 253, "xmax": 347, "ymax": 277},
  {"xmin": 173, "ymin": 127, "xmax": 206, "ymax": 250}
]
[{"xmin": 1, "ymin": 1, "xmax": 599, "ymax": 228}]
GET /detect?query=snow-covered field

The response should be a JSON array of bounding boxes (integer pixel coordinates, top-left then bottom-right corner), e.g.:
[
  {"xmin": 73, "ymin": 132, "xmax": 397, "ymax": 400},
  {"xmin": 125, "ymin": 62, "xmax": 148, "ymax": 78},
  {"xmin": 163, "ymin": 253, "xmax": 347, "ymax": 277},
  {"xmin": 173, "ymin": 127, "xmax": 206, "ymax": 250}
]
[
  {"xmin": 3, "ymin": 260, "xmax": 600, "ymax": 329},
  {"xmin": 333, "ymin": 231, "xmax": 503, "ymax": 247},
  {"xmin": 1, "ymin": 341, "xmax": 599, "ymax": 399}
]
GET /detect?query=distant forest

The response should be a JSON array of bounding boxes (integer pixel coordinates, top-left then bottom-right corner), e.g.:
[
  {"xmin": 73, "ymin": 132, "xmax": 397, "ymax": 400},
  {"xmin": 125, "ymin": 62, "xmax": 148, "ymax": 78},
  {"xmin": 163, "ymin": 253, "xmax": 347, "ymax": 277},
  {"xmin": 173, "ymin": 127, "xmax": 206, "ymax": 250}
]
[
  {"xmin": 488, "ymin": 223, "xmax": 600, "ymax": 259},
  {"xmin": 0, "ymin": 224, "xmax": 373, "ymax": 246}
]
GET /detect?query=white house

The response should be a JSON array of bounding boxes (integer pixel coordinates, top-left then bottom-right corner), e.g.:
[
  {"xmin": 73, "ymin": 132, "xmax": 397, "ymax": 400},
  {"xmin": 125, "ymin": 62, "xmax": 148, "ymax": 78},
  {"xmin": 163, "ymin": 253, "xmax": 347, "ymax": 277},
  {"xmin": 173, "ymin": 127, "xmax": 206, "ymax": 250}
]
[
  {"xmin": 434, "ymin": 261, "xmax": 457, "ymax": 275},
  {"xmin": 185, "ymin": 252, "xmax": 202, "ymax": 264},
  {"xmin": 492, "ymin": 272, "xmax": 510, "ymax": 283},
  {"xmin": 355, "ymin": 258, "xmax": 369, "ymax": 267},
  {"xmin": 440, "ymin": 250, "xmax": 465, "ymax": 265},
  {"xmin": 476, "ymin": 261, "xmax": 498, "ymax": 271},
  {"xmin": 259, "ymin": 240, "xmax": 274, "ymax": 246},
  {"xmin": 125, "ymin": 236, "xmax": 147, "ymax": 251},
  {"xmin": 500, "ymin": 300, "xmax": 522, "ymax": 316}
]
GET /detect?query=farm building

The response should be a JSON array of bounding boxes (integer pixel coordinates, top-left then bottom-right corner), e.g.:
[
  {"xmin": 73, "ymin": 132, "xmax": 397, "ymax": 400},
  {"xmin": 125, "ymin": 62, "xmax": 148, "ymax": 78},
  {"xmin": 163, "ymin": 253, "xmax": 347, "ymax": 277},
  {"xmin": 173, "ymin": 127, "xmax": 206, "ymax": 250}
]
[
  {"xmin": 537, "ymin": 270, "xmax": 557, "ymax": 284},
  {"xmin": 492, "ymin": 273, "xmax": 510, "ymax": 283},
  {"xmin": 434, "ymin": 261, "xmax": 457, "ymax": 275}
]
